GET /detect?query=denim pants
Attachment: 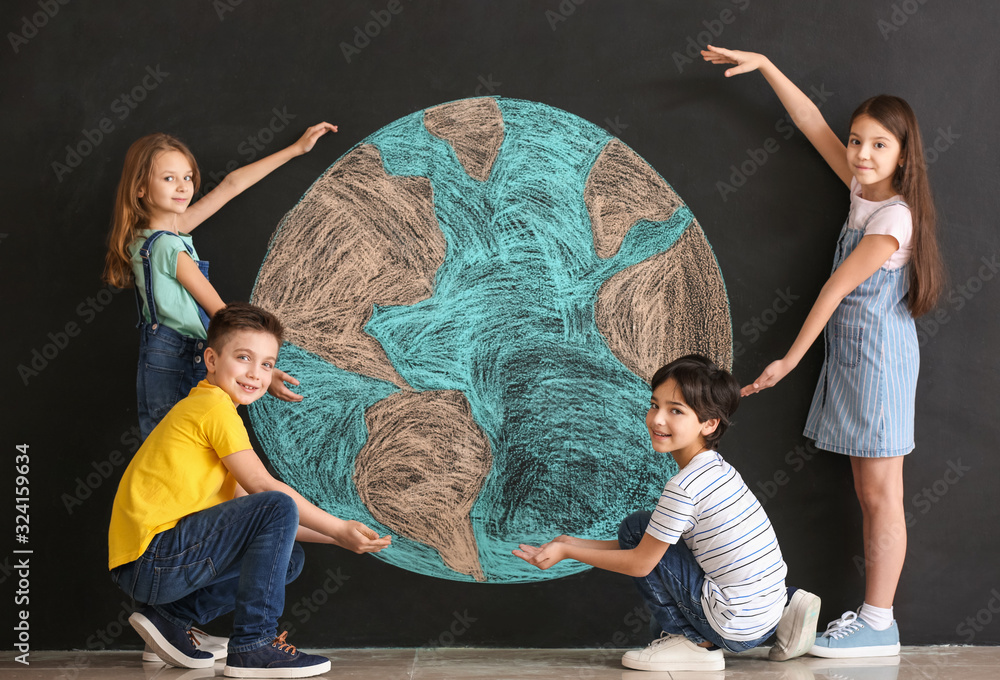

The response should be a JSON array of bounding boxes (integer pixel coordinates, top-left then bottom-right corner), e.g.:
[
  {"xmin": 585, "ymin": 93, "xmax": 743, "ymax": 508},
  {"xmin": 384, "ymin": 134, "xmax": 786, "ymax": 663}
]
[
  {"xmin": 618, "ymin": 511, "xmax": 776, "ymax": 653},
  {"xmin": 111, "ymin": 492, "xmax": 303, "ymax": 652},
  {"xmin": 136, "ymin": 323, "xmax": 207, "ymax": 440}
]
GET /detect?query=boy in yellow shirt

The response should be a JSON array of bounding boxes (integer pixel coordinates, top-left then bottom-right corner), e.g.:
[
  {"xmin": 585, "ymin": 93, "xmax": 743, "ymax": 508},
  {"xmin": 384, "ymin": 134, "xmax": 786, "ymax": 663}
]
[{"xmin": 108, "ymin": 302, "xmax": 390, "ymax": 678}]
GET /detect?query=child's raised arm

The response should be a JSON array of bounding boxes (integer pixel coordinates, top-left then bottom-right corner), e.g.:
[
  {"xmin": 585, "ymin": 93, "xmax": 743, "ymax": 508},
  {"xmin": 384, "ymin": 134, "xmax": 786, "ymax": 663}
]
[
  {"xmin": 702, "ymin": 45, "xmax": 852, "ymax": 188},
  {"xmin": 179, "ymin": 122, "xmax": 338, "ymax": 233}
]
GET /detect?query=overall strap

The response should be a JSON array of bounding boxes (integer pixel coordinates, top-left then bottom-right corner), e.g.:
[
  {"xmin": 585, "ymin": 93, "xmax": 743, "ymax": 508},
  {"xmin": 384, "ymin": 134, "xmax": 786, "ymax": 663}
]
[{"xmin": 138, "ymin": 230, "xmax": 195, "ymax": 329}]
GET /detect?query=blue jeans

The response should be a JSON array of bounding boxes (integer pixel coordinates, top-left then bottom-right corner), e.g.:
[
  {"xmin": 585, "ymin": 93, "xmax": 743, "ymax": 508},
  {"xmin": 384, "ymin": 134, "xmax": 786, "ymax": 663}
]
[
  {"xmin": 136, "ymin": 323, "xmax": 207, "ymax": 440},
  {"xmin": 111, "ymin": 492, "xmax": 303, "ymax": 652},
  {"xmin": 618, "ymin": 511, "xmax": 776, "ymax": 653}
]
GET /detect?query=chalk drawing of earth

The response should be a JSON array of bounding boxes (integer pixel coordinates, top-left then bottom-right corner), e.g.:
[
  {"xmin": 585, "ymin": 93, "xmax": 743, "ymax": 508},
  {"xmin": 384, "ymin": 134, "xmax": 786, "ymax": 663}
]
[{"xmin": 250, "ymin": 97, "xmax": 732, "ymax": 583}]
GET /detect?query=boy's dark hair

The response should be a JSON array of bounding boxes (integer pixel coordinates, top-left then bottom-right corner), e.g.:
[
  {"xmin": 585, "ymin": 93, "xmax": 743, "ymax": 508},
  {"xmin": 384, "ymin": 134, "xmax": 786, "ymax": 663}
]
[
  {"xmin": 207, "ymin": 302, "xmax": 284, "ymax": 351},
  {"xmin": 650, "ymin": 354, "xmax": 740, "ymax": 450}
]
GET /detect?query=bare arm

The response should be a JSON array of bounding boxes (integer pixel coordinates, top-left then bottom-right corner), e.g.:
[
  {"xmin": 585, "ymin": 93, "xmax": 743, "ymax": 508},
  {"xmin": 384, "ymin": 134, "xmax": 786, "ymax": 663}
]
[
  {"xmin": 702, "ymin": 45, "xmax": 851, "ymax": 188},
  {"xmin": 179, "ymin": 122, "xmax": 337, "ymax": 234},
  {"xmin": 175, "ymin": 252, "xmax": 226, "ymax": 317},
  {"xmin": 223, "ymin": 449, "xmax": 391, "ymax": 553},
  {"xmin": 550, "ymin": 535, "xmax": 621, "ymax": 550},
  {"xmin": 741, "ymin": 234, "xmax": 900, "ymax": 396},
  {"xmin": 514, "ymin": 531, "xmax": 668, "ymax": 578}
]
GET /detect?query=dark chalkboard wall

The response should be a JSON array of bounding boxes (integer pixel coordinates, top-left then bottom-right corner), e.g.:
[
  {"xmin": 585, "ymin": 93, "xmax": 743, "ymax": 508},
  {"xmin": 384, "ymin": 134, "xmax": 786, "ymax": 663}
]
[{"xmin": 2, "ymin": 0, "xmax": 997, "ymax": 650}]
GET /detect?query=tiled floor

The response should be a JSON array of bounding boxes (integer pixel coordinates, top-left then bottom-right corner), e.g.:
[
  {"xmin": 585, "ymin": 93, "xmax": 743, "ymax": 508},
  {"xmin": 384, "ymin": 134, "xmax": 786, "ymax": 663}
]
[{"xmin": 1, "ymin": 647, "xmax": 996, "ymax": 679}]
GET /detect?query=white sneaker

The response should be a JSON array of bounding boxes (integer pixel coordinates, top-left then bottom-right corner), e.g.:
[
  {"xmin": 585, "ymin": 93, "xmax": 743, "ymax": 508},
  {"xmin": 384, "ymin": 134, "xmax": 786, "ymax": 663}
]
[
  {"xmin": 769, "ymin": 588, "xmax": 822, "ymax": 661},
  {"xmin": 142, "ymin": 627, "xmax": 227, "ymax": 662},
  {"xmin": 622, "ymin": 633, "xmax": 725, "ymax": 671}
]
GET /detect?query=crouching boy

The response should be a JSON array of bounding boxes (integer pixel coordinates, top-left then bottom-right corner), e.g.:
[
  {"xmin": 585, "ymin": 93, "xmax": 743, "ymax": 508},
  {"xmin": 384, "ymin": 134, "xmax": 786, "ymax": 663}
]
[
  {"xmin": 514, "ymin": 354, "xmax": 819, "ymax": 671},
  {"xmin": 108, "ymin": 302, "xmax": 390, "ymax": 678}
]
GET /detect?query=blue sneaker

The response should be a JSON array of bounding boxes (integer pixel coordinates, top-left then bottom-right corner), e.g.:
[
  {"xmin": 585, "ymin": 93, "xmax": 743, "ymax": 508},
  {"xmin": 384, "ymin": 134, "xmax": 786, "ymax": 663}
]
[
  {"xmin": 224, "ymin": 631, "xmax": 331, "ymax": 678},
  {"xmin": 129, "ymin": 607, "xmax": 215, "ymax": 669},
  {"xmin": 809, "ymin": 610, "xmax": 901, "ymax": 658}
]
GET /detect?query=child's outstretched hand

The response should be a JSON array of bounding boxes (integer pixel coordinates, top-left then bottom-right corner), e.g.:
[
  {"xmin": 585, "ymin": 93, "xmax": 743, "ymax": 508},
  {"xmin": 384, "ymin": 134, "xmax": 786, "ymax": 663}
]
[
  {"xmin": 336, "ymin": 520, "xmax": 392, "ymax": 554},
  {"xmin": 701, "ymin": 45, "xmax": 769, "ymax": 77},
  {"xmin": 291, "ymin": 122, "xmax": 338, "ymax": 155},
  {"xmin": 741, "ymin": 357, "xmax": 794, "ymax": 397},
  {"xmin": 513, "ymin": 541, "xmax": 567, "ymax": 570},
  {"xmin": 268, "ymin": 368, "xmax": 304, "ymax": 402}
]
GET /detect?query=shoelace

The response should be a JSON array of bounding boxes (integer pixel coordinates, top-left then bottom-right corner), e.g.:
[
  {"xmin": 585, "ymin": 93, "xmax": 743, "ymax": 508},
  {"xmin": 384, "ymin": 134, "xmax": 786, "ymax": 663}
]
[
  {"xmin": 271, "ymin": 631, "xmax": 298, "ymax": 656},
  {"xmin": 648, "ymin": 632, "xmax": 679, "ymax": 650},
  {"xmin": 187, "ymin": 630, "xmax": 203, "ymax": 648},
  {"xmin": 823, "ymin": 611, "xmax": 864, "ymax": 639}
]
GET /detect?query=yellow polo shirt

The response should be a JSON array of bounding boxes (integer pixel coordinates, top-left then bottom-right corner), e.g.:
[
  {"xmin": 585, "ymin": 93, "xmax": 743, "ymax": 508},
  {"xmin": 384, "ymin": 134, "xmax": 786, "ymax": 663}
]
[{"xmin": 108, "ymin": 381, "xmax": 252, "ymax": 569}]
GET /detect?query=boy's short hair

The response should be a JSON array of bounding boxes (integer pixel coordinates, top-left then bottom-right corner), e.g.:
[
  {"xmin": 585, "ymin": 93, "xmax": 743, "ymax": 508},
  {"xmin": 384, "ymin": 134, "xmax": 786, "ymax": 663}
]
[
  {"xmin": 650, "ymin": 354, "xmax": 740, "ymax": 450},
  {"xmin": 207, "ymin": 302, "xmax": 284, "ymax": 351}
]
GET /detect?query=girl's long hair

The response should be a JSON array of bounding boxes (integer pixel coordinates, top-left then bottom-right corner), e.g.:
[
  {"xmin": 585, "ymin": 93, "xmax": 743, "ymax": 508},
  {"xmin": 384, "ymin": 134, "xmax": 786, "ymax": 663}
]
[
  {"xmin": 102, "ymin": 134, "xmax": 201, "ymax": 288},
  {"xmin": 850, "ymin": 95, "xmax": 944, "ymax": 317}
]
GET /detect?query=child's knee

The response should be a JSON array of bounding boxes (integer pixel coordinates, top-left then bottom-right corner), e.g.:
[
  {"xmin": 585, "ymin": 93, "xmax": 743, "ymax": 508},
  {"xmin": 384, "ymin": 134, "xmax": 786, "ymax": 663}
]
[
  {"xmin": 255, "ymin": 490, "xmax": 300, "ymax": 529},
  {"xmin": 618, "ymin": 511, "xmax": 651, "ymax": 549}
]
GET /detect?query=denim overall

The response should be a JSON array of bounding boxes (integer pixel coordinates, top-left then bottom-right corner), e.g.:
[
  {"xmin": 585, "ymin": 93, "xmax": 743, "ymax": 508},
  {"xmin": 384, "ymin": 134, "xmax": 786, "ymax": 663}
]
[
  {"xmin": 803, "ymin": 202, "xmax": 918, "ymax": 457},
  {"xmin": 134, "ymin": 230, "xmax": 211, "ymax": 440}
]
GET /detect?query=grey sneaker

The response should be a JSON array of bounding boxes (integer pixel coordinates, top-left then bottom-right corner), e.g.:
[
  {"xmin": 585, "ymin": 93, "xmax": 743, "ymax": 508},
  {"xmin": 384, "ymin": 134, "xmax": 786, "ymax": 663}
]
[{"xmin": 769, "ymin": 588, "xmax": 822, "ymax": 661}]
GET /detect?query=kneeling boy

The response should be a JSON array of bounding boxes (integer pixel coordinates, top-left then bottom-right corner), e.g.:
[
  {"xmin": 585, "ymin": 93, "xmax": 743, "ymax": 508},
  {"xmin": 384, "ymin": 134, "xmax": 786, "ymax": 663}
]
[
  {"xmin": 514, "ymin": 354, "xmax": 819, "ymax": 671},
  {"xmin": 108, "ymin": 302, "xmax": 390, "ymax": 678}
]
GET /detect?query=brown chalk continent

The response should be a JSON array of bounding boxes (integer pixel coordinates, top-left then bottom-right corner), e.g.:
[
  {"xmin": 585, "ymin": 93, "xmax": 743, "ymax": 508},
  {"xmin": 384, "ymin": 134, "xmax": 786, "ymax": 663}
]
[
  {"xmin": 595, "ymin": 222, "xmax": 733, "ymax": 379},
  {"xmin": 253, "ymin": 144, "xmax": 446, "ymax": 389},
  {"xmin": 424, "ymin": 97, "xmax": 504, "ymax": 182},
  {"xmin": 353, "ymin": 390, "xmax": 493, "ymax": 582},
  {"xmin": 585, "ymin": 139, "xmax": 685, "ymax": 259}
]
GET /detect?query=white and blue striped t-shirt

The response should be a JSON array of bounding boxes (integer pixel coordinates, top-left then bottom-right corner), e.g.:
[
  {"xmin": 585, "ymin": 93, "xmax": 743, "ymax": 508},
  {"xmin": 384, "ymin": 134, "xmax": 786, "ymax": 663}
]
[{"xmin": 646, "ymin": 450, "xmax": 787, "ymax": 641}]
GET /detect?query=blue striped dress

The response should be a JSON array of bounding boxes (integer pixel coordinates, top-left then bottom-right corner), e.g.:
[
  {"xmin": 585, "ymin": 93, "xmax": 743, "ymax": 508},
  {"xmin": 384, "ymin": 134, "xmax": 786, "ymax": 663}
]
[{"xmin": 803, "ymin": 198, "xmax": 919, "ymax": 457}]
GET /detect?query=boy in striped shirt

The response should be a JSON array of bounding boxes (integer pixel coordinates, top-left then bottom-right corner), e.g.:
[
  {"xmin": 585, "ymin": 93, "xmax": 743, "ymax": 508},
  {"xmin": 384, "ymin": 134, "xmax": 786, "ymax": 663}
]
[{"xmin": 515, "ymin": 354, "xmax": 820, "ymax": 671}]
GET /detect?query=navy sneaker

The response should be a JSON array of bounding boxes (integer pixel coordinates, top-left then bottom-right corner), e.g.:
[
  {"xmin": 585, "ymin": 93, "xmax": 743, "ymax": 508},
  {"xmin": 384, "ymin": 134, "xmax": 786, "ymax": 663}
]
[
  {"xmin": 224, "ymin": 632, "xmax": 331, "ymax": 678},
  {"xmin": 129, "ymin": 607, "xmax": 215, "ymax": 669},
  {"xmin": 810, "ymin": 610, "xmax": 901, "ymax": 658},
  {"xmin": 143, "ymin": 626, "xmax": 227, "ymax": 662}
]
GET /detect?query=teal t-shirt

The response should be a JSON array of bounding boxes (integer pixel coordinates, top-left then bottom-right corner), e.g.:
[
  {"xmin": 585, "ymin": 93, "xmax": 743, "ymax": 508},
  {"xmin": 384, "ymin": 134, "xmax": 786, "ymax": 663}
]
[{"xmin": 129, "ymin": 230, "xmax": 208, "ymax": 339}]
